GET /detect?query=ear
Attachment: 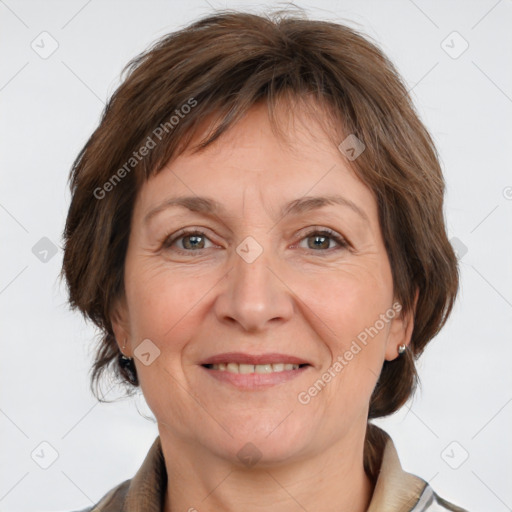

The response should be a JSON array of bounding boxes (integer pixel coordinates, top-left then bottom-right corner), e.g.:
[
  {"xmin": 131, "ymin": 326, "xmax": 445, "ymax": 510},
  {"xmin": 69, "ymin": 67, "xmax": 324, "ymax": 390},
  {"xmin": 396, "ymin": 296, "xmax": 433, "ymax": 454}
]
[
  {"xmin": 110, "ymin": 294, "xmax": 132, "ymax": 356},
  {"xmin": 384, "ymin": 288, "xmax": 419, "ymax": 361}
]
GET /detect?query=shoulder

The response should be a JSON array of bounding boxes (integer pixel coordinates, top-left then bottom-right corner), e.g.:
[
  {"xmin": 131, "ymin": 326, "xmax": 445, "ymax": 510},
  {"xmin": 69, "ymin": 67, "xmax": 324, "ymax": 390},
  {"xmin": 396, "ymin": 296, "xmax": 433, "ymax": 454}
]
[{"xmin": 68, "ymin": 478, "xmax": 131, "ymax": 512}]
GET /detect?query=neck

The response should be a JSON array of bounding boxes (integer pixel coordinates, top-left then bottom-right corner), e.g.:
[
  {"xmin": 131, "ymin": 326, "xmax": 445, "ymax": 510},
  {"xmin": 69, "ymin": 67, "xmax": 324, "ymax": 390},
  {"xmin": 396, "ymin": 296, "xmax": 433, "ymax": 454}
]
[{"xmin": 161, "ymin": 427, "xmax": 375, "ymax": 512}]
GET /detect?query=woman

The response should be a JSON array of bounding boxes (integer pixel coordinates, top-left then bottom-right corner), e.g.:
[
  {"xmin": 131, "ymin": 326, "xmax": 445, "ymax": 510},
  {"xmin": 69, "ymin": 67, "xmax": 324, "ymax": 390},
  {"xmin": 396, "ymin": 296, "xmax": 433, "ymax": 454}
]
[{"xmin": 62, "ymin": 9, "xmax": 468, "ymax": 512}]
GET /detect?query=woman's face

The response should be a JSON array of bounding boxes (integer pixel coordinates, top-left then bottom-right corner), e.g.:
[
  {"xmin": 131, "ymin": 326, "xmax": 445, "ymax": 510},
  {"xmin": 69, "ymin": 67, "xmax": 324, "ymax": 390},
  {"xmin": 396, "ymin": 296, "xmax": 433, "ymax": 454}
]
[{"xmin": 112, "ymin": 101, "xmax": 413, "ymax": 465}]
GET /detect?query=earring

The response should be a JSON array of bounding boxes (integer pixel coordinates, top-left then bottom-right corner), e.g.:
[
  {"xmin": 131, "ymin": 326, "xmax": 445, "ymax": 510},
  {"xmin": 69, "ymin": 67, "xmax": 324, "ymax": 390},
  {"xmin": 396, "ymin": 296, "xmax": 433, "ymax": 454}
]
[
  {"xmin": 118, "ymin": 338, "xmax": 138, "ymax": 385},
  {"xmin": 397, "ymin": 344, "xmax": 407, "ymax": 355}
]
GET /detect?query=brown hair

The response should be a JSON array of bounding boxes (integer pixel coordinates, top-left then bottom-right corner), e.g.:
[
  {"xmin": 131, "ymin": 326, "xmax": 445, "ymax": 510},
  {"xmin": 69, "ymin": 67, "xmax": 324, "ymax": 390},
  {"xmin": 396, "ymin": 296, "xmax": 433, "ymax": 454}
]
[{"xmin": 60, "ymin": 8, "xmax": 458, "ymax": 482}]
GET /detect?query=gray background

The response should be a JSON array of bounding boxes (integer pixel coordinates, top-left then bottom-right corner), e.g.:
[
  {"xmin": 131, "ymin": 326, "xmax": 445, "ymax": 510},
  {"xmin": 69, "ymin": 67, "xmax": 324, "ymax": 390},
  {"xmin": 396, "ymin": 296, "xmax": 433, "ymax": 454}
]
[{"xmin": 1, "ymin": 1, "xmax": 511, "ymax": 511}]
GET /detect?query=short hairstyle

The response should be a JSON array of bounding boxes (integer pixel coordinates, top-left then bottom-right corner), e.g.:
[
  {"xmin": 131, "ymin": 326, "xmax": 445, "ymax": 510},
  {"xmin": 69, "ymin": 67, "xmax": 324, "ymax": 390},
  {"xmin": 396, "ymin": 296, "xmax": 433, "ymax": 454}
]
[{"xmin": 60, "ymin": 9, "xmax": 459, "ymax": 482}]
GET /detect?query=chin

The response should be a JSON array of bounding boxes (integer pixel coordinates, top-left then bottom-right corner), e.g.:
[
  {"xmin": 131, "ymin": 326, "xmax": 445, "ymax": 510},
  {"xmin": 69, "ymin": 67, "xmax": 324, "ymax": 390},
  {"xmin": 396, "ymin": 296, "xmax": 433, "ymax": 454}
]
[{"xmin": 209, "ymin": 417, "xmax": 316, "ymax": 467}]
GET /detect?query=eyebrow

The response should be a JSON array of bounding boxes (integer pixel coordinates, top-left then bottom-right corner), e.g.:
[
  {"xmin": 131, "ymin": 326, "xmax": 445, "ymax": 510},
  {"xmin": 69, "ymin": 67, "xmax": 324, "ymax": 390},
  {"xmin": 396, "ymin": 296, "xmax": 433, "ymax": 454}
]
[{"xmin": 144, "ymin": 194, "xmax": 369, "ymax": 225}]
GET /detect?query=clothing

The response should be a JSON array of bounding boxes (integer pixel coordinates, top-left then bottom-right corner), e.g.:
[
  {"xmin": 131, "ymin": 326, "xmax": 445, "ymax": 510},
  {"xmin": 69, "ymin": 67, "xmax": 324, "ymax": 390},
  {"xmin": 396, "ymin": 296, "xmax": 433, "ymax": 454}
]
[{"xmin": 73, "ymin": 426, "xmax": 468, "ymax": 512}]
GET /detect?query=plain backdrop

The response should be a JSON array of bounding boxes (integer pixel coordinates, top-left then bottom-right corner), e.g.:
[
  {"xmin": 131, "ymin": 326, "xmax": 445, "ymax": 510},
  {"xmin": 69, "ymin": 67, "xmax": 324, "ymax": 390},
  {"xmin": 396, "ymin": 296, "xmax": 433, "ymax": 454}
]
[{"xmin": 1, "ymin": 1, "xmax": 511, "ymax": 511}]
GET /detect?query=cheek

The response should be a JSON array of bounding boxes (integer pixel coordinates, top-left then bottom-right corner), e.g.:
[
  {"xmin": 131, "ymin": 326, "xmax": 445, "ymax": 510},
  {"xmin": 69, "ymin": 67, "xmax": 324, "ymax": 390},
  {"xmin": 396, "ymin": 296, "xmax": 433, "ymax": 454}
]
[
  {"xmin": 307, "ymin": 266, "xmax": 391, "ymax": 343},
  {"xmin": 126, "ymin": 268, "xmax": 214, "ymax": 418},
  {"xmin": 301, "ymin": 269, "xmax": 391, "ymax": 396},
  {"xmin": 125, "ymin": 260, "xmax": 217, "ymax": 342}
]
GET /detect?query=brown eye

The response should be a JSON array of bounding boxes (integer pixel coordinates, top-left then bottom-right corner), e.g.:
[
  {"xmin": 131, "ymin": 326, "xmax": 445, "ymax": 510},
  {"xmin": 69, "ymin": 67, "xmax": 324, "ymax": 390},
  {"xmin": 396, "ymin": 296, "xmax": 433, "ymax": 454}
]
[
  {"xmin": 307, "ymin": 234, "xmax": 331, "ymax": 250},
  {"xmin": 181, "ymin": 233, "xmax": 206, "ymax": 250},
  {"xmin": 297, "ymin": 229, "xmax": 348, "ymax": 252},
  {"xmin": 163, "ymin": 230, "xmax": 215, "ymax": 252}
]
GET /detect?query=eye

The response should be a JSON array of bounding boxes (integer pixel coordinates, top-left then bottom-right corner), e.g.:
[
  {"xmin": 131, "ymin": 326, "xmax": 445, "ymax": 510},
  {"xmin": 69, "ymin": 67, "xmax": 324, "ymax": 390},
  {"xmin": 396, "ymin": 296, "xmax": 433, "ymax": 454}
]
[
  {"xmin": 161, "ymin": 227, "xmax": 349, "ymax": 255},
  {"xmin": 162, "ymin": 229, "xmax": 216, "ymax": 252},
  {"xmin": 296, "ymin": 228, "xmax": 349, "ymax": 252}
]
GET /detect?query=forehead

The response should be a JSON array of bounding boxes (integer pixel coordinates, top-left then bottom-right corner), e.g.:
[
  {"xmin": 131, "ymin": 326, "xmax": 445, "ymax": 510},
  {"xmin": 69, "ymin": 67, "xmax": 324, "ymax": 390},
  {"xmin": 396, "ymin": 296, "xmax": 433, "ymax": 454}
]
[{"xmin": 133, "ymin": 101, "xmax": 377, "ymax": 225}]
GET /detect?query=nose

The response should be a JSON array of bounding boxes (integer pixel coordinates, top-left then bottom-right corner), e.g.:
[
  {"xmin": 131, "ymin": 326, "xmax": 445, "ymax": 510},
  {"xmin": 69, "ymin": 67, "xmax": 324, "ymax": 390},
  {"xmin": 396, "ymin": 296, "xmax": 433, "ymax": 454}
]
[{"xmin": 213, "ymin": 240, "xmax": 295, "ymax": 332}]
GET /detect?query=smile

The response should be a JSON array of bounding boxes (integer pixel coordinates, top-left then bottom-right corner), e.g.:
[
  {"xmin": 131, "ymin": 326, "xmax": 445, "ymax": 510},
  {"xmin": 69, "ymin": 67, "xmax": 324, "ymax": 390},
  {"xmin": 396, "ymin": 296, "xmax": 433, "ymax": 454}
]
[
  {"xmin": 203, "ymin": 362, "xmax": 305, "ymax": 373},
  {"xmin": 200, "ymin": 362, "xmax": 311, "ymax": 390}
]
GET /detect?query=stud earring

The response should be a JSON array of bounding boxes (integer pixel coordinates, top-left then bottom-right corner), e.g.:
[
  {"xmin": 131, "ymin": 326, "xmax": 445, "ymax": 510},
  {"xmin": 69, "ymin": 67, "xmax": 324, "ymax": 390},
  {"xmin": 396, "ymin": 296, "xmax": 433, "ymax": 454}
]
[{"xmin": 397, "ymin": 344, "xmax": 407, "ymax": 355}]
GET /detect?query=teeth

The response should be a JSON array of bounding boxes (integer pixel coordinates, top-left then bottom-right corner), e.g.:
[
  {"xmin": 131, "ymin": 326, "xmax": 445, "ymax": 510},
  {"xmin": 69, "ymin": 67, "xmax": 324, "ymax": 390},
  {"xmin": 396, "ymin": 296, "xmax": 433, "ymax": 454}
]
[
  {"xmin": 255, "ymin": 364, "xmax": 273, "ymax": 373},
  {"xmin": 210, "ymin": 363, "xmax": 301, "ymax": 373},
  {"xmin": 239, "ymin": 364, "xmax": 253, "ymax": 374}
]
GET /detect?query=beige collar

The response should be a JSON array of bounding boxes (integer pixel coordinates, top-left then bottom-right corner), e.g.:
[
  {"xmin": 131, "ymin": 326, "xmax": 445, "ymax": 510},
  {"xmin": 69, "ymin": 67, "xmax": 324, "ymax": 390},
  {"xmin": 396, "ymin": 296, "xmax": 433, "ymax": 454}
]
[
  {"xmin": 366, "ymin": 428, "xmax": 427, "ymax": 512},
  {"xmin": 124, "ymin": 435, "xmax": 166, "ymax": 512}
]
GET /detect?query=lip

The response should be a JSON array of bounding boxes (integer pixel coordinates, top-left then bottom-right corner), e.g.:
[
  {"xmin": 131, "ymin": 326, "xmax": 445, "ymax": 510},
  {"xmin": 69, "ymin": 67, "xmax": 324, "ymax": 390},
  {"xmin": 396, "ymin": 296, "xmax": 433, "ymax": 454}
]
[
  {"xmin": 200, "ymin": 363, "xmax": 310, "ymax": 390},
  {"xmin": 199, "ymin": 352, "xmax": 312, "ymax": 366}
]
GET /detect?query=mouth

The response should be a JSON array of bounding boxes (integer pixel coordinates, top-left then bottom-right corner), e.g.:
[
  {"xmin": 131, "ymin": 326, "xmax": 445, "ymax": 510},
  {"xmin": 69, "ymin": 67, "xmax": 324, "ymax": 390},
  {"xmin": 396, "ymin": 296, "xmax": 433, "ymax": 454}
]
[
  {"xmin": 202, "ymin": 362, "xmax": 310, "ymax": 373},
  {"xmin": 199, "ymin": 352, "xmax": 312, "ymax": 390}
]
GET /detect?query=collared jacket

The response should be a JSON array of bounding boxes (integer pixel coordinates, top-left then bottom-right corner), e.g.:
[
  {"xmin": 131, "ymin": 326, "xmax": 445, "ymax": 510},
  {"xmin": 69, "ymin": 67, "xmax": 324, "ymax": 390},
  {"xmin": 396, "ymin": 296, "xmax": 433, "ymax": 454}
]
[{"xmin": 73, "ymin": 427, "xmax": 469, "ymax": 512}]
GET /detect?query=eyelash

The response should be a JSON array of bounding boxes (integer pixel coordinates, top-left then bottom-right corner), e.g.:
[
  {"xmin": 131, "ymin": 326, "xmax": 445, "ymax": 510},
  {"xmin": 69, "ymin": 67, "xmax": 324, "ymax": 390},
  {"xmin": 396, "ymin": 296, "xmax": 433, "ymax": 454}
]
[{"xmin": 161, "ymin": 227, "xmax": 349, "ymax": 255}]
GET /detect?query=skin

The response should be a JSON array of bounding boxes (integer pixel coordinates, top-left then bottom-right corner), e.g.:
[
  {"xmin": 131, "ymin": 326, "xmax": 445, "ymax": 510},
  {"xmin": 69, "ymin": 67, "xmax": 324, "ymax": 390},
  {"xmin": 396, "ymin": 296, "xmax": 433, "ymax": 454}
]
[{"xmin": 111, "ymin": 100, "xmax": 417, "ymax": 512}]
